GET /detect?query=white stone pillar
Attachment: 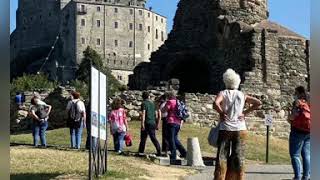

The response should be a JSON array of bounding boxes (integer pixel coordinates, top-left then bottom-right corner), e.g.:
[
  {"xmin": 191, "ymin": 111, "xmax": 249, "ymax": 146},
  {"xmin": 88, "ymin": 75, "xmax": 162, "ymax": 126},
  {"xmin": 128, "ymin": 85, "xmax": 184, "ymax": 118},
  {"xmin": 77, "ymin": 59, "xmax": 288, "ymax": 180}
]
[{"xmin": 186, "ymin": 137, "xmax": 205, "ymax": 167}]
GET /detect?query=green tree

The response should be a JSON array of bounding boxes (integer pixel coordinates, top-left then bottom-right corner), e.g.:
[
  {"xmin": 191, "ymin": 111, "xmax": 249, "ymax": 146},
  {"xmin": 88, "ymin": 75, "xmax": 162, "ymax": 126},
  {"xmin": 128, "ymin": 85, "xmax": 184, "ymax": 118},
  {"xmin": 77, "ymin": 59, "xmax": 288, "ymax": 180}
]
[
  {"xmin": 76, "ymin": 46, "xmax": 123, "ymax": 96},
  {"xmin": 11, "ymin": 73, "xmax": 58, "ymax": 95}
]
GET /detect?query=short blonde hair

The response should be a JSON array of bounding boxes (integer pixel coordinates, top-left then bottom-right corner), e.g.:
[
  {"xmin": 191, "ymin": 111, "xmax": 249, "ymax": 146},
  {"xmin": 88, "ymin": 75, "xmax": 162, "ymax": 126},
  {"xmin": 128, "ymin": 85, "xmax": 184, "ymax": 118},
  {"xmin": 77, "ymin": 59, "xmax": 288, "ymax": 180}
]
[{"xmin": 223, "ymin": 68, "xmax": 241, "ymax": 90}]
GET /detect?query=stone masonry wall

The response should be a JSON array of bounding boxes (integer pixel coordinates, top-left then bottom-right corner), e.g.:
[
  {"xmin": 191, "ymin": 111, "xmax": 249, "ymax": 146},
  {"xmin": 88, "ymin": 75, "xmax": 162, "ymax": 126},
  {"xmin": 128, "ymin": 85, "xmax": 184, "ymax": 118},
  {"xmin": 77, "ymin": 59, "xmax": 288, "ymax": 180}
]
[
  {"xmin": 113, "ymin": 90, "xmax": 292, "ymax": 138},
  {"xmin": 11, "ymin": 87, "xmax": 73, "ymax": 133}
]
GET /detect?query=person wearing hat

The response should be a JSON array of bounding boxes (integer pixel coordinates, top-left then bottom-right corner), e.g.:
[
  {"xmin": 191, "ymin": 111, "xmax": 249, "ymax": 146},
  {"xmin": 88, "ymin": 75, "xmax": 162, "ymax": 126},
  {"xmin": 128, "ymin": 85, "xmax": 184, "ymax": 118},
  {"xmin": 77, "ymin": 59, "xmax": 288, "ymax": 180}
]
[{"xmin": 66, "ymin": 91, "xmax": 86, "ymax": 149}]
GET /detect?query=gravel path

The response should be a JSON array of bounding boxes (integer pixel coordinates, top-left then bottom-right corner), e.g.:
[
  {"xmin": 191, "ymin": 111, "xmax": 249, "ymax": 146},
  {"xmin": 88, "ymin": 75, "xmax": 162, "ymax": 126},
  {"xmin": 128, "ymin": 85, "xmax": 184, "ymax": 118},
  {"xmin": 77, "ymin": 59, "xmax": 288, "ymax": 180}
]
[{"xmin": 184, "ymin": 165, "xmax": 293, "ymax": 180}]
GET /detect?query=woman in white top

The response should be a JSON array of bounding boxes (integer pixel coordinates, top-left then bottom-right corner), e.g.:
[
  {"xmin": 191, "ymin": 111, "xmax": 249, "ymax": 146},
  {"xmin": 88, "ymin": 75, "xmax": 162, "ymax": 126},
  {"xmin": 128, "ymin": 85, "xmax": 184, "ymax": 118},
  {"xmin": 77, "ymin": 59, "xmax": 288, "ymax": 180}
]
[{"xmin": 213, "ymin": 69, "xmax": 262, "ymax": 180}]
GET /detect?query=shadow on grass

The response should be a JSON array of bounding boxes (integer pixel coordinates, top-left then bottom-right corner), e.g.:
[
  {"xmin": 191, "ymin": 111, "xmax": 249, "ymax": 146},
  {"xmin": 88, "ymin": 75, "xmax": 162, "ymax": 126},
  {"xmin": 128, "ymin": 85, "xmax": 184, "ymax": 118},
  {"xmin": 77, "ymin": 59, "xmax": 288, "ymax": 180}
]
[{"xmin": 11, "ymin": 173, "xmax": 61, "ymax": 180}]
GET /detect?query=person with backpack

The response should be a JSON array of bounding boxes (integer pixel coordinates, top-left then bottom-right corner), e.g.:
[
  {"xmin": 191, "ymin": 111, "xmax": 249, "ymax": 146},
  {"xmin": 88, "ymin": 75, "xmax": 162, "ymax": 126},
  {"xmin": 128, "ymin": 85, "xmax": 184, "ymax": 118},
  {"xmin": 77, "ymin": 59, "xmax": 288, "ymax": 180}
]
[
  {"xmin": 165, "ymin": 90, "xmax": 187, "ymax": 160},
  {"xmin": 108, "ymin": 98, "xmax": 129, "ymax": 154},
  {"xmin": 213, "ymin": 69, "xmax": 262, "ymax": 180},
  {"xmin": 29, "ymin": 96, "xmax": 52, "ymax": 147},
  {"xmin": 138, "ymin": 91, "xmax": 161, "ymax": 156},
  {"xmin": 288, "ymin": 86, "xmax": 310, "ymax": 180},
  {"xmin": 66, "ymin": 91, "xmax": 86, "ymax": 149}
]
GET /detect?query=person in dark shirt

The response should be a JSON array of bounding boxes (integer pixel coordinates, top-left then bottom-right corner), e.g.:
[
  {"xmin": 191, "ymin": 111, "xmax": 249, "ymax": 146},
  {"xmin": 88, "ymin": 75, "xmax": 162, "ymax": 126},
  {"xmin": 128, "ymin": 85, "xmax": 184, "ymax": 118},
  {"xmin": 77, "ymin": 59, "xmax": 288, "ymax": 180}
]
[{"xmin": 138, "ymin": 91, "xmax": 161, "ymax": 156}]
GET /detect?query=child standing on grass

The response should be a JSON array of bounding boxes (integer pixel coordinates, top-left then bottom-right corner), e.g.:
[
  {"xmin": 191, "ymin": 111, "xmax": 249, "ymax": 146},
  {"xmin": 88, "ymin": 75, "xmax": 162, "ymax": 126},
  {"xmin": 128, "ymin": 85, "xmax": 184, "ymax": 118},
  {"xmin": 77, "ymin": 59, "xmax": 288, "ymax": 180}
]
[{"xmin": 109, "ymin": 98, "xmax": 129, "ymax": 154}]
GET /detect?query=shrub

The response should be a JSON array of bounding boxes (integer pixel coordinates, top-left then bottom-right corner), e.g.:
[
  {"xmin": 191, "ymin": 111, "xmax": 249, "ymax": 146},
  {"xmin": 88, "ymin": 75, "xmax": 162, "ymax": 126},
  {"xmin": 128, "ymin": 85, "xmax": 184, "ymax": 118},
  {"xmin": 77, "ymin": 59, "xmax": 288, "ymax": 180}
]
[
  {"xmin": 70, "ymin": 80, "xmax": 89, "ymax": 102},
  {"xmin": 10, "ymin": 73, "xmax": 58, "ymax": 95}
]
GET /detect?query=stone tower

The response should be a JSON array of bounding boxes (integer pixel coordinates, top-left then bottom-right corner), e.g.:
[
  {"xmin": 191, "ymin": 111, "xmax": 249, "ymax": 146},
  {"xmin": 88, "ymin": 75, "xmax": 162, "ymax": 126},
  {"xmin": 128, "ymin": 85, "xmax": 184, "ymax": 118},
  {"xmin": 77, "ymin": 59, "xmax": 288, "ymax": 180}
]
[
  {"xmin": 216, "ymin": 0, "xmax": 269, "ymax": 24},
  {"xmin": 129, "ymin": 0, "xmax": 309, "ymax": 103}
]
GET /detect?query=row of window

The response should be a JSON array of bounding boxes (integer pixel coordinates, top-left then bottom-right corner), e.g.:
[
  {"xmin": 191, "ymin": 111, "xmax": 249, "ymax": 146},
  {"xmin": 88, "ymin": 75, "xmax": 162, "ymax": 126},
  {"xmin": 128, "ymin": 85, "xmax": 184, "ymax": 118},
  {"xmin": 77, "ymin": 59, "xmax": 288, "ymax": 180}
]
[
  {"xmin": 107, "ymin": 59, "xmax": 136, "ymax": 66},
  {"xmin": 81, "ymin": 38, "xmax": 154, "ymax": 50},
  {"xmin": 80, "ymin": 4, "xmax": 164, "ymax": 23},
  {"xmin": 80, "ymin": 19, "xmax": 165, "ymax": 41}
]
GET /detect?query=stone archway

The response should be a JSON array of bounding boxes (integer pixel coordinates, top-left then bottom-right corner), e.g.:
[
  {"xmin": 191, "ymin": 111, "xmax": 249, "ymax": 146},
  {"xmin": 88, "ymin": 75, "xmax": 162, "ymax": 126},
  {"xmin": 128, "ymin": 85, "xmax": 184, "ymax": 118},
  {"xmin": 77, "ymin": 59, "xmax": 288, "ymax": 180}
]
[{"xmin": 166, "ymin": 55, "xmax": 212, "ymax": 93}]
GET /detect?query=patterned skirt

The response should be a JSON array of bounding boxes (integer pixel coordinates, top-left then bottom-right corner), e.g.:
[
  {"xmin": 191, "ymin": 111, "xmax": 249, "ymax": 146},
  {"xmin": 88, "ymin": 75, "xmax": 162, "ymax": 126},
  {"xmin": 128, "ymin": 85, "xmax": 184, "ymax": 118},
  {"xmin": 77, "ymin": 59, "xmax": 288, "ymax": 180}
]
[{"xmin": 214, "ymin": 130, "xmax": 247, "ymax": 180}]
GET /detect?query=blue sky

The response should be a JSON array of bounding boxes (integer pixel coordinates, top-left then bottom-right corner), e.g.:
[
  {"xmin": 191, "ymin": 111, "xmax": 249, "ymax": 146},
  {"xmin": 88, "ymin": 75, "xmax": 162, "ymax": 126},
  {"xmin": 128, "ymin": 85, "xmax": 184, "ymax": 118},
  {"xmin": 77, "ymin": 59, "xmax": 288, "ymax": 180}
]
[{"xmin": 10, "ymin": 0, "xmax": 310, "ymax": 38}]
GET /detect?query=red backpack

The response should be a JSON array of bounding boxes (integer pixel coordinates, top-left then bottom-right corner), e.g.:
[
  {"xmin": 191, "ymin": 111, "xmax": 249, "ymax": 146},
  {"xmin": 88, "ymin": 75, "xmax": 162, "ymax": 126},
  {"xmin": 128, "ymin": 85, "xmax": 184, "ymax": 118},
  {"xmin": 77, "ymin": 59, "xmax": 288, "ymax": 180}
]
[{"xmin": 292, "ymin": 100, "xmax": 311, "ymax": 132}]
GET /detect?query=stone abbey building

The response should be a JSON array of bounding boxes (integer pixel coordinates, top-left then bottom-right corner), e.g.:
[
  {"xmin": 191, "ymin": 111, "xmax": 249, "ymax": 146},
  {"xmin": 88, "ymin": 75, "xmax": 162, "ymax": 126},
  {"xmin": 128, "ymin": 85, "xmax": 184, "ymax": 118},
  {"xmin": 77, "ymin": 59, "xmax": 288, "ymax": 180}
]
[
  {"xmin": 129, "ymin": 0, "xmax": 310, "ymax": 101},
  {"xmin": 10, "ymin": 0, "xmax": 167, "ymax": 85}
]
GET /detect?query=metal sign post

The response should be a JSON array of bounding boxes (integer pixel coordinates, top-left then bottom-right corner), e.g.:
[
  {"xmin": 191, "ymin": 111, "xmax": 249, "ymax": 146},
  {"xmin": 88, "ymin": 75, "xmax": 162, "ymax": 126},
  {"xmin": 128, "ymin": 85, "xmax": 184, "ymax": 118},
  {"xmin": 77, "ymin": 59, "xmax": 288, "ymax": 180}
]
[{"xmin": 264, "ymin": 114, "xmax": 273, "ymax": 164}]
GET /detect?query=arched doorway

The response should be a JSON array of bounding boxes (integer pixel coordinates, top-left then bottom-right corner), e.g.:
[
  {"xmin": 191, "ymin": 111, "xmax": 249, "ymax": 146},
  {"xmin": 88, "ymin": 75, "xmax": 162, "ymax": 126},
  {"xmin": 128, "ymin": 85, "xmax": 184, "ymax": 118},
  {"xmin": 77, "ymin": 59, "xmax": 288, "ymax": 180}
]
[{"xmin": 167, "ymin": 55, "xmax": 211, "ymax": 93}]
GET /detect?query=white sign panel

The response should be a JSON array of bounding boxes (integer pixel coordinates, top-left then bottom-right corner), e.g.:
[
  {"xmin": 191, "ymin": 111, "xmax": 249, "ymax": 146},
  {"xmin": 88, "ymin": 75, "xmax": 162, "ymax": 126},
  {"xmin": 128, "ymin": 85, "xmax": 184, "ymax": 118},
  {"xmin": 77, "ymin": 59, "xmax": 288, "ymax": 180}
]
[
  {"xmin": 265, "ymin": 114, "xmax": 273, "ymax": 126},
  {"xmin": 91, "ymin": 67, "xmax": 99, "ymax": 138},
  {"xmin": 99, "ymin": 72, "xmax": 107, "ymax": 140}
]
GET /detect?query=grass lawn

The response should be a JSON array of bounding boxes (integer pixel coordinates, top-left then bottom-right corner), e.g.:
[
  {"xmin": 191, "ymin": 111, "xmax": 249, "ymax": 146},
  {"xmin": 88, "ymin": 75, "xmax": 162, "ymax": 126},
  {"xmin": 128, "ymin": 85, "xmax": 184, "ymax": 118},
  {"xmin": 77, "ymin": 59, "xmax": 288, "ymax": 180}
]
[{"xmin": 10, "ymin": 121, "xmax": 290, "ymax": 179}]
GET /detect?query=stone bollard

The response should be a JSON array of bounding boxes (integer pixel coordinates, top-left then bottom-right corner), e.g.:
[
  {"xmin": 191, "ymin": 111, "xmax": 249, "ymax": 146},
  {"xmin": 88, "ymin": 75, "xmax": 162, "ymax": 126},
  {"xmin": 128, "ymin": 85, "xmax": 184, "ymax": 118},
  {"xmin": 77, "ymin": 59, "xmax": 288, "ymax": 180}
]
[{"xmin": 186, "ymin": 137, "xmax": 205, "ymax": 167}]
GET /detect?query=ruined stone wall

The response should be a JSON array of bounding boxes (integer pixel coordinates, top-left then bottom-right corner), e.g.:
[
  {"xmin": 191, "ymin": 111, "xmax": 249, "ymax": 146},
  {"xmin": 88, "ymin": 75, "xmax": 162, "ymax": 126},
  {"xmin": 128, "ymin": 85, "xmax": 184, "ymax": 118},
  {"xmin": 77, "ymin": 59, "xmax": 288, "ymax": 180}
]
[
  {"xmin": 217, "ymin": 0, "xmax": 268, "ymax": 25},
  {"xmin": 279, "ymin": 37, "xmax": 309, "ymax": 100},
  {"xmin": 113, "ymin": 90, "xmax": 292, "ymax": 138},
  {"xmin": 11, "ymin": 87, "xmax": 74, "ymax": 133}
]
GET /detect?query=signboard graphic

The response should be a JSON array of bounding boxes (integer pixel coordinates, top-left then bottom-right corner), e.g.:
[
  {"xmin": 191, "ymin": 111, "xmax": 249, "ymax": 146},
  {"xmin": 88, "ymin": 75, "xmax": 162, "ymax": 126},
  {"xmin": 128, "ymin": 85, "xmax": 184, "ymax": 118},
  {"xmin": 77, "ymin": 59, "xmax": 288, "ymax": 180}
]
[
  {"xmin": 99, "ymin": 72, "xmax": 107, "ymax": 140},
  {"xmin": 91, "ymin": 67, "xmax": 99, "ymax": 138},
  {"xmin": 264, "ymin": 114, "xmax": 273, "ymax": 126}
]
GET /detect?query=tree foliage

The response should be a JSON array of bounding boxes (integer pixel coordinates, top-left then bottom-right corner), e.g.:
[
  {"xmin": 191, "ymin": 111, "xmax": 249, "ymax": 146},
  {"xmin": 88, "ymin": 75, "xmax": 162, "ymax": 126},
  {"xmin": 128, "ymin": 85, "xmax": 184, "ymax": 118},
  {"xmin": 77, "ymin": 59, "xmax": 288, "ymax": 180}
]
[
  {"xmin": 76, "ymin": 46, "xmax": 124, "ymax": 96},
  {"xmin": 11, "ymin": 73, "xmax": 58, "ymax": 95}
]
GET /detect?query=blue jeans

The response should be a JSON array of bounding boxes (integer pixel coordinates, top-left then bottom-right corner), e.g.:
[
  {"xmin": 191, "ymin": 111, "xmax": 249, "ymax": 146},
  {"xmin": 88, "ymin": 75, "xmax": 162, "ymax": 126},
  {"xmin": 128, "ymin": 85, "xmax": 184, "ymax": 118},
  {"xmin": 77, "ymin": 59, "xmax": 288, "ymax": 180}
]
[
  {"xmin": 289, "ymin": 129, "xmax": 311, "ymax": 180},
  {"xmin": 70, "ymin": 122, "xmax": 83, "ymax": 149},
  {"xmin": 113, "ymin": 131, "xmax": 126, "ymax": 152},
  {"xmin": 168, "ymin": 123, "xmax": 187, "ymax": 160},
  {"xmin": 32, "ymin": 121, "xmax": 48, "ymax": 147}
]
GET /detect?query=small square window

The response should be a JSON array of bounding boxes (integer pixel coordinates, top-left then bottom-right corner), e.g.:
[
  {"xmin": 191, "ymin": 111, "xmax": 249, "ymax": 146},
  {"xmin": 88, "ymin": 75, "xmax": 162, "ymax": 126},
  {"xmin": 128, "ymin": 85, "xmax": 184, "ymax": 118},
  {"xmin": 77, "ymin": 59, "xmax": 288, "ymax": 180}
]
[
  {"xmin": 139, "ymin": 24, "xmax": 142, "ymax": 31},
  {"xmin": 139, "ymin": 10, "xmax": 142, "ymax": 15},
  {"xmin": 161, "ymin": 18, "xmax": 163, "ymax": 23},
  {"xmin": 129, "ymin": 41, "xmax": 133, "ymax": 48},
  {"xmin": 114, "ymin": 22, "xmax": 118, "ymax": 28},
  {"xmin": 155, "ymin": 29, "xmax": 158, "ymax": 39},
  {"xmin": 148, "ymin": 26, "xmax": 150, "ymax": 33},
  {"xmin": 97, "ymin": 20, "xmax": 101, "ymax": 27},
  {"xmin": 97, "ymin": 6, "xmax": 101, "ymax": 12},
  {"xmin": 97, "ymin": 38, "xmax": 101, "ymax": 45},
  {"xmin": 129, "ymin": 23, "xmax": 133, "ymax": 30},
  {"xmin": 115, "ymin": 40, "xmax": 118, "ymax": 47},
  {"xmin": 156, "ymin": 16, "xmax": 158, "ymax": 21},
  {"xmin": 115, "ymin": 8, "xmax": 118, "ymax": 13},
  {"xmin": 148, "ymin": 43, "xmax": 150, "ymax": 50},
  {"xmin": 81, "ymin": 19, "xmax": 85, "ymax": 26},
  {"xmin": 81, "ymin": 37, "xmax": 86, "ymax": 44},
  {"xmin": 148, "ymin": 12, "xmax": 150, "ymax": 17},
  {"xmin": 81, "ymin": 5, "xmax": 85, "ymax": 11},
  {"xmin": 130, "ymin": 9, "xmax": 133, "ymax": 15}
]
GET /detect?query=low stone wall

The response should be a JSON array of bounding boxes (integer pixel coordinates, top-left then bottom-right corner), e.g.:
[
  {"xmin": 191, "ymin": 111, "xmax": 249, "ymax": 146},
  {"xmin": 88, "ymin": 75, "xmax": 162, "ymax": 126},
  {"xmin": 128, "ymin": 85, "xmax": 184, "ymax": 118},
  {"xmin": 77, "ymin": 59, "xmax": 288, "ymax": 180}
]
[
  {"xmin": 10, "ymin": 87, "xmax": 74, "ymax": 133},
  {"xmin": 113, "ymin": 90, "xmax": 292, "ymax": 138},
  {"xmin": 11, "ymin": 88, "xmax": 292, "ymax": 138}
]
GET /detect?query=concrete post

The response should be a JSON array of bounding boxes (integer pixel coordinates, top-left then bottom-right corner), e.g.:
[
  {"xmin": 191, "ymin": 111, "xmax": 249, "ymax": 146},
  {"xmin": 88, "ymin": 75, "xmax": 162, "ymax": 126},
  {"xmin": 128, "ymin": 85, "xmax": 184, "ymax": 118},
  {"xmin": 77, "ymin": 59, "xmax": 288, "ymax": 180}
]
[{"xmin": 186, "ymin": 137, "xmax": 205, "ymax": 167}]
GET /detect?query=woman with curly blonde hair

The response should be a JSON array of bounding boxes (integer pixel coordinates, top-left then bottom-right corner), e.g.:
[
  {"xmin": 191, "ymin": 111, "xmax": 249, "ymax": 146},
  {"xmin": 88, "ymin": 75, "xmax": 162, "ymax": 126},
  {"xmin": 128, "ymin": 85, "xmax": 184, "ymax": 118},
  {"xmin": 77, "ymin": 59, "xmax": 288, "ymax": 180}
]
[{"xmin": 214, "ymin": 69, "xmax": 262, "ymax": 180}]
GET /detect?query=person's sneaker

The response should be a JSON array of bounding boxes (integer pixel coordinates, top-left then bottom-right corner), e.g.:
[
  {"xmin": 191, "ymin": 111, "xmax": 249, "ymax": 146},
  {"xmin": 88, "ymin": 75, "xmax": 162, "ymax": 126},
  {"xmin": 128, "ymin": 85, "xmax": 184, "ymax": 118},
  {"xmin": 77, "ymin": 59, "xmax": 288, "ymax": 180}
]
[{"xmin": 138, "ymin": 152, "xmax": 145, "ymax": 157}]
